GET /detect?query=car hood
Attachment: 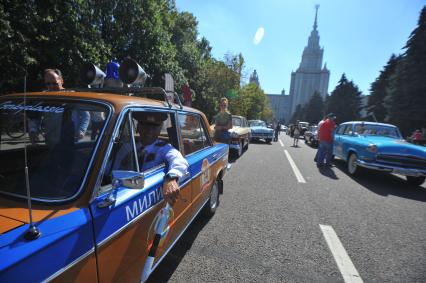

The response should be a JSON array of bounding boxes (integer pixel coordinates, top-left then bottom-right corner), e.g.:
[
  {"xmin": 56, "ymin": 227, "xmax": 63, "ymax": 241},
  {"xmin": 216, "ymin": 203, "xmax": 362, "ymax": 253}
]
[
  {"xmin": 363, "ymin": 136, "xmax": 426, "ymax": 157},
  {"xmin": 0, "ymin": 215, "xmax": 25, "ymax": 234},
  {"xmin": 250, "ymin": 126, "xmax": 273, "ymax": 132}
]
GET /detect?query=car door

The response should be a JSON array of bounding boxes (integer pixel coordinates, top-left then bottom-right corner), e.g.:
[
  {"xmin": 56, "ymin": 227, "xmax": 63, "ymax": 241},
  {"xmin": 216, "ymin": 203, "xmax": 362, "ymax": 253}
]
[
  {"xmin": 177, "ymin": 111, "xmax": 218, "ymax": 214},
  {"xmin": 339, "ymin": 124, "xmax": 355, "ymax": 161},
  {"xmin": 333, "ymin": 124, "xmax": 347, "ymax": 158},
  {"xmin": 89, "ymin": 108, "xmax": 191, "ymax": 282}
]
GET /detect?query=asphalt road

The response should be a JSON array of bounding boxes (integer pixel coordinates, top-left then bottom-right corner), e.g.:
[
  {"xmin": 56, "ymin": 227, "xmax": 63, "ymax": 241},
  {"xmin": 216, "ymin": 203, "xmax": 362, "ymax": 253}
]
[{"xmin": 148, "ymin": 134, "xmax": 426, "ymax": 283}]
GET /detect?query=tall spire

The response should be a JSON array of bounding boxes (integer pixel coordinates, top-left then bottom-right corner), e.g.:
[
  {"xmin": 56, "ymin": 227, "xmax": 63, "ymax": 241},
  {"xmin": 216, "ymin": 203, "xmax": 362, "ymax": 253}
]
[{"xmin": 313, "ymin": 4, "xmax": 319, "ymax": 31}]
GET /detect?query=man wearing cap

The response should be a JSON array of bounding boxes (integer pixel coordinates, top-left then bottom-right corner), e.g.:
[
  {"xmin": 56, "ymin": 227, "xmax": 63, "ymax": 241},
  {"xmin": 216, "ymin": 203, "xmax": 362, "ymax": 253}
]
[
  {"xmin": 115, "ymin": 112, "xmax": 189, "ymax": 204},
  {"xmin": 316, "ymin": 113, "xmax": 337, "ymax": 167}
]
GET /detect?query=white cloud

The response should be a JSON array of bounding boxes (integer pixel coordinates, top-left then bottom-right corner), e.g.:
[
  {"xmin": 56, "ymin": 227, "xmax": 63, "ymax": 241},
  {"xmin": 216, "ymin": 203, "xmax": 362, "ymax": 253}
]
[{"xmin": 253, "ymin": 27, "xmax": 265, "ymax": 45}]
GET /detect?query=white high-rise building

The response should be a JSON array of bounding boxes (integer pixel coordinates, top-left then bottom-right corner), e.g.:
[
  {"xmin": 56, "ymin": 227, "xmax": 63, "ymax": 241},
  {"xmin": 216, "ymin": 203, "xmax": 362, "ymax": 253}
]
[{"xmin": 289, "ymin": 5, "xmax": 330, "ymax": 116}]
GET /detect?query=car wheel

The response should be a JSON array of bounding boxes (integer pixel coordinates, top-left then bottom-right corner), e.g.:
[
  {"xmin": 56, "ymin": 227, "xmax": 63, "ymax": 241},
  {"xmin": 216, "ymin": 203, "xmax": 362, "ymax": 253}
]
[
  {"xmin": 203, "ymin": 179, "xmax": 219, "ymax": 217},
  {"xmin": 347, "ymin": 153, "xmax": 359, "ymax": 175},
  {"xmin": 244, "ymin": 139, "xmax": 249, "ymax": 150},
  {"xmin": 236, "ymin": 141, "xmax": 243, "ymax": 157},
  {"xmin": 406, "ymin": 176, "xmax": 425, "ymax": 186},
  {"xmin": 266, "ymin": 138, "xmax": 272, "ymax": 144}
]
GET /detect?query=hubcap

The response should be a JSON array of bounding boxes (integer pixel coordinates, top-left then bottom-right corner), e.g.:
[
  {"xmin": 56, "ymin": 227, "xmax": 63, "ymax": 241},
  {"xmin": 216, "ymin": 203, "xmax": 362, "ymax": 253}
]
[{"xmin": 210, "ymin": 182, "xmax": 218, "ymax": 209}]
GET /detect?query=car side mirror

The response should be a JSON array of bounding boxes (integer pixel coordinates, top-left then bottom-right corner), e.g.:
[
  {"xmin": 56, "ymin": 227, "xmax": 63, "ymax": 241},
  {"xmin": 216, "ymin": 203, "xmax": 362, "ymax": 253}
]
[{"xmin": 112, "ymin": 170, "xmax": 145, "ymax": 190}]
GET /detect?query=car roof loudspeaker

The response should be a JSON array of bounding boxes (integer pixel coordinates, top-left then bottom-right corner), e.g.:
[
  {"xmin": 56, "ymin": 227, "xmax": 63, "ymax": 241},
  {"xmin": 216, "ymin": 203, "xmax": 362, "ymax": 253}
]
[
  {"xmin": 81, "ymin": 63, "xmax": 106, "ymax": 86},
  {"xmin": 119, "ymin": 58, "xmax": 148, "ymax": 85}
]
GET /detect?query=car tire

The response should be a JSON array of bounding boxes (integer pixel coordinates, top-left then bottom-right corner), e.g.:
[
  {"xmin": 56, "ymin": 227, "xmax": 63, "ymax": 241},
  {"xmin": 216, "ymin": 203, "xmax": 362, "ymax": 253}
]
[
  {"xmin": 347, "ymin": 153, "xmax": 360, "ymax": 175},
  {"xmin": 406, "ymin": 176, "xmax": 425, "ymax": 186},
  {"xmin": 203, "ymin": 179, "xmax": 219, "ymax": 217},
  {"xmin": 244, "ymin": 139, "xmax": 249, "ymax": 150},
  {"xmin": 266, "ymin": 138, "xmax": 272, "ymax": 144},
  {"xmin": 236, "ymin": 141, "xmax": 243, "ymax": 157}
]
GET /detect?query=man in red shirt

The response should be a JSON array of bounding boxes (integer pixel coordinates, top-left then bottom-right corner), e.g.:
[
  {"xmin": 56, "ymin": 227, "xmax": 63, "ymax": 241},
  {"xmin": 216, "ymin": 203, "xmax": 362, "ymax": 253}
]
[{"xmin": 316, "ymin": 113, "xmax": 337, "ymax": 167}]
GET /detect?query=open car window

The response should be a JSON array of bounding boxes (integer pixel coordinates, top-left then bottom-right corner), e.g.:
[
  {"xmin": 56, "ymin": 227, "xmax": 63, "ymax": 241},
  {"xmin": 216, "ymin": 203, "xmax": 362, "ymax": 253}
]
[
  {"xmin": 0, "ymin": 98, "xmax": 109, "ymax": 201},
  {"xmin": 101, "ymin": 110, "xmax": 177, "ymax": 190}
]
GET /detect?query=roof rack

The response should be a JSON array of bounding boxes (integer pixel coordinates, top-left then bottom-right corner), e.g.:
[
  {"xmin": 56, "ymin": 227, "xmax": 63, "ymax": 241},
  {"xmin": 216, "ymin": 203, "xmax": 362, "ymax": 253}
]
[{"xmin": 71, "ymin": 86, "xmax": 183, "ymax": 109}]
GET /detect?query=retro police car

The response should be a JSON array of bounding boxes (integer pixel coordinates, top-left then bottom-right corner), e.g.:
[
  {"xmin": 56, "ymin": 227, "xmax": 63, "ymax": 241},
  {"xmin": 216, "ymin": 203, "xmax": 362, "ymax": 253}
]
[
  {"xmin": 333, "ymin": 121, "xmax": 426, "ymax": 186},
  {"xmin": 248, "ymin": 119, "xmax": 274, "ymax": 143},
  {"xmin": 0, "ymin": 59, "xmax": 230, "ymax": 282}
]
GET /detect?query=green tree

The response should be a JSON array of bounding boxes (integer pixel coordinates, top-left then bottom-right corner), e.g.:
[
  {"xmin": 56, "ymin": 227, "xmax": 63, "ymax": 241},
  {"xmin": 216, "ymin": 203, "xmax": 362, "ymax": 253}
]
[
  {"xmin": 0, "ymin": 0, "xmax": 109, "ymax": 93},
  {"xmin": 304, "ymin": 91, "xmax": 324, "ymax": 124},
  {"xmin": 290, "ymin": 104, "xmax": 304, "ymax": 124},
  {"xmin": 326, "ymin": 73, "xmax": 362, "ymax": 124},
  {"xmin": 234, "ymin": 83, "xmax": 272, "ymax": 120},
  {"xmin": 386, "ymin": 6, "xmax": 426, "ymax": 135},
  {"xmin": 368, "ymin": 54, "xmax": 401, "ymax": 122}
]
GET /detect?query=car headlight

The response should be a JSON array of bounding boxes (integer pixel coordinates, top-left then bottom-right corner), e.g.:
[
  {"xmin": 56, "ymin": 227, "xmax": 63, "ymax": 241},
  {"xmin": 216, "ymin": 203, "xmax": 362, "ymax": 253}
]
[{"xmin": 366, "ymin": 144, "xmax": 377, "ymax": 153}]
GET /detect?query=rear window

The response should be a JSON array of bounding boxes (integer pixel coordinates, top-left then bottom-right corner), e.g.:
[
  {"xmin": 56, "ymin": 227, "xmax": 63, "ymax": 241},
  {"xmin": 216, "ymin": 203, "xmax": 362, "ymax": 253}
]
[{"xmin": 0, "ymin": 98, "xmax": 110, "ymax": 201}]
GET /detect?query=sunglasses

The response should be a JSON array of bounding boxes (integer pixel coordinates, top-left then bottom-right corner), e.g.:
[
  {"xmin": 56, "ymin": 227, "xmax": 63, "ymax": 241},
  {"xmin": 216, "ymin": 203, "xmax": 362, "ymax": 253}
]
[{"xmin": 45, "ymin": 82, "xmax": 59, "ymax": 87}]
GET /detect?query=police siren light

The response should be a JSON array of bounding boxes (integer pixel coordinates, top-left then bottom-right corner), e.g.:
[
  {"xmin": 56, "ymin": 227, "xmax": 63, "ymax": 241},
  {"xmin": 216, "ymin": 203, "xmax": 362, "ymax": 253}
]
[
  {"xmin": 104, "ymin": 60, "xmax": 123, "ymax": 88},
  {"xmin": 119, "ymin": 58, "xmax": 148, "ymax": 85},
  {"xmin": 81, "ymin": 62, "xmax": 106, "ymax": 87}
]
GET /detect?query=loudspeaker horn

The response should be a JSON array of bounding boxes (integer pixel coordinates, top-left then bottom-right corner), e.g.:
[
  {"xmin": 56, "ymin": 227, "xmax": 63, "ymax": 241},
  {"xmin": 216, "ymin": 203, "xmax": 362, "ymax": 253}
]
[
  {"xmin": 81, "ymin": 63, "xmax": 106, "ymax": 86},
  {"xmin": 119, "ymin": 58, "xmax": 148, "ymax": 85}
]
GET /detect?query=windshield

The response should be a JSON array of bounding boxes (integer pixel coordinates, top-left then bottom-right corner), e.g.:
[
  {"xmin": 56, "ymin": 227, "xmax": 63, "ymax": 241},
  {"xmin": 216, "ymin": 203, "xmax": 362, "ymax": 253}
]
[
  {"xmin": 0, "ymin": 98, "xmax": 109, "ymax": 201},
  {"xmin": 249, "ymin": 120, "xmax": 266, "ymax": 127},
  {"xmin": 354, "ymin": 124, "xmax": 401, "ymax": 138},
  {"xmin": 232, "ymin": 117, "xmax": 242, "ymax": 127}
]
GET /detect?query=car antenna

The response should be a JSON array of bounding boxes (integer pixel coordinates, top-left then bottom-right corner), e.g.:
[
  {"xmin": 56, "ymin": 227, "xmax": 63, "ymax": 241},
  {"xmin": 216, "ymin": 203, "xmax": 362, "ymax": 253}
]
[{"xmin": 22, "ymin": 73, "xmax": 41, "ymax": 240}]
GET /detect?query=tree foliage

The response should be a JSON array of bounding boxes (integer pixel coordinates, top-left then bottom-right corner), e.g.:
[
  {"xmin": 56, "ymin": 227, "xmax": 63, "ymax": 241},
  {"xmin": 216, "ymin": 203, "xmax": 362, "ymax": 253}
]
[
  {"xmin": 326, "ymin": 74, "xmax": 362, "ymax": 124},
  {"xmin": 367, "ymin": 54, "xmax": 401, "ymax": 122},
  {"xmin": 304, "ymin": 91, "xmax": 324, "ymax": 124},
  {"xmin": 232, "ymin": 83, "xmax": 272, "ymax": 121},
  {"xmin": 385, "ymin": 6, "xmax": 426, "ymax": 135},
  {"xmin": 0, "ymin": 0, "xmax": 248, "ymax": 121}
]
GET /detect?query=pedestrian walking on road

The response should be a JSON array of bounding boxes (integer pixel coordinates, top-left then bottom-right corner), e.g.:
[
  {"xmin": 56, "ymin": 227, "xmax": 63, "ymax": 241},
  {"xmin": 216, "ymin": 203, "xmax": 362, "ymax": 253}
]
[
  {"xmin": 274, "ymin": 122, "xmax": 281, "ymax": 142},
  {"xmin": 293, "ymin": 120, "xmax": 301, "ymax": 147},
  {"xmin": 316, "ymin": 113, "xmax": 336, "ymax": 167}
]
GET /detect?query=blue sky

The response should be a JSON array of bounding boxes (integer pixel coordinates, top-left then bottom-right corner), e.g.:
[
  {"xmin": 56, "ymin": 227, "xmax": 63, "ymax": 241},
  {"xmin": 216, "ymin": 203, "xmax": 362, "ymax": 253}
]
[{"xmin": 175, "ymin": 0, "xmax": 425, "ymax": 96}]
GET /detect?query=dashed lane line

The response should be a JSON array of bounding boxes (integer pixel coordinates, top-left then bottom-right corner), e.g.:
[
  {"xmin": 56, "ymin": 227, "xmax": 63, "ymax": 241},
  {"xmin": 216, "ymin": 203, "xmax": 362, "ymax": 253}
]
[
  {"xmin": 279, "ymin": 139, "xmax": 284, "ymax": 147},
  {"xmin": 284, "ymin": 150, "xmax": 306, "ymax": 183},
  {"xmin": 320, "ymin": 224, "xmax": 364, "ymax": 283}
]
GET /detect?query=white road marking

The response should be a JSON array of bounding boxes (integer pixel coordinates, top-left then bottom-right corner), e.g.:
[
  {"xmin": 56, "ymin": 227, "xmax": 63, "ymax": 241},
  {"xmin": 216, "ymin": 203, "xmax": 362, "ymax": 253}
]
[
  {"xmin": 319, "ymin": 224, "xmax": 364, "ymax": 283},
  {"xmin": 284, "ymin": 150, "xmax": 306, "ymax": 183},
  {"xmin": 279, "ymin": 139, "xmax": 284, "ymax": 147}
]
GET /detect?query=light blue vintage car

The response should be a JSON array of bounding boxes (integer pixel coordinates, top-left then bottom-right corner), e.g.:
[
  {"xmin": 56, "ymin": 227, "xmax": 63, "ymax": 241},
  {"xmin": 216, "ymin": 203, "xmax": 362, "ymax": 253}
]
[
  {"xmin": 248, "ymin": 120, "xmax": 274, "ymax": 143},
  {"xmin": 333, "ymin": 121, "xmax": 426, "ymax": 186}
]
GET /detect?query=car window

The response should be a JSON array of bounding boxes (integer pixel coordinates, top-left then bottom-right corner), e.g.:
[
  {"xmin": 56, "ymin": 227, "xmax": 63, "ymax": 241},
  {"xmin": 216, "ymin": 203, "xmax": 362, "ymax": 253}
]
[
  {"xmin": 101, "ymin": 110, "xmax": 177, "ymax": 188},
  {"xmin": 343, "ymin": 125, "xmax": 353, "ymax": 135},
  {"xmin": 0, "ymin": 98, "xmax": 109, "ymax": 200},
  {"xmin": 232, "ymin": 117, "xmax": 242, "ymax": 127},
  {"xmin": 249, "ymin": 120, "xmax": 266, "ymax": 127},
  {"xmin": 335, "ymin": 125, "xmax": 345, "ymax": 135},
  {"xmin": 178, "ymin": 113, "xmax": 210, "ymax": 155},
  {"xmin": 101, "ymin": 113, "xmax": 137, "ymax": 187}
]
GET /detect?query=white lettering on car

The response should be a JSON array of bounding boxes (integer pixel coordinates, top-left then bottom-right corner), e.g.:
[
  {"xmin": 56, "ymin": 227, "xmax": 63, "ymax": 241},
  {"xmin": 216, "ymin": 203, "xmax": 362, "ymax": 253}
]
[
  {"xmin": 0, "ymin": 101, "xmax": 64, "ymax": 113},
  {"xmin": 125, "ymin": 186, "xmax": 164, "ymax": 222}
]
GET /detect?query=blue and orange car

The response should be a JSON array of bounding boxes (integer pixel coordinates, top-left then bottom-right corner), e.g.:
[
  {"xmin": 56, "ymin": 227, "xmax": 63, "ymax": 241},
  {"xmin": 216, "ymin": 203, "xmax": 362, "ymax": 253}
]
[{"xmin": 0, "ymin": 64, "xmax": 230, "ymax": 282}]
